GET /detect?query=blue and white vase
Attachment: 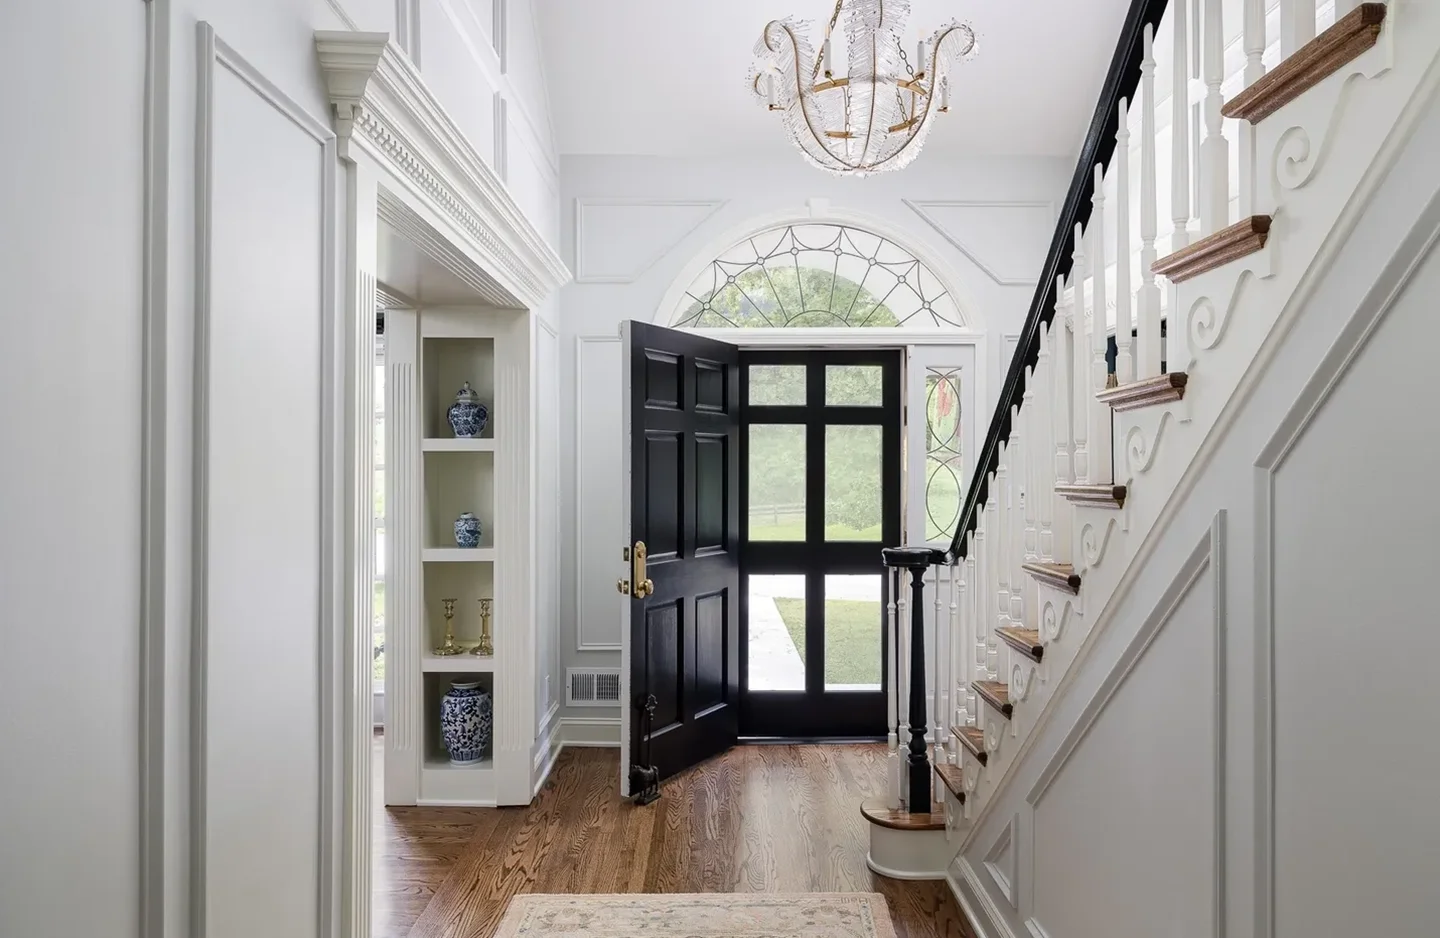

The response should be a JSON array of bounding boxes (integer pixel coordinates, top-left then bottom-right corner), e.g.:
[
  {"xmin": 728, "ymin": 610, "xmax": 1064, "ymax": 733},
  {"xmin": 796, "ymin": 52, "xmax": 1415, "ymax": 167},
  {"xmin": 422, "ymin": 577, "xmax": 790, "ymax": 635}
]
[
  {"xmin": 446, "ymin": 382, "xmax": 489, "ymax": 438},
  {"xmin": 454, "ymin": 512, "xmax": 481, "ymax": 548},
  {"xmin": 439, "ymin": 681, "xmax": 492, "ymax": 765}
]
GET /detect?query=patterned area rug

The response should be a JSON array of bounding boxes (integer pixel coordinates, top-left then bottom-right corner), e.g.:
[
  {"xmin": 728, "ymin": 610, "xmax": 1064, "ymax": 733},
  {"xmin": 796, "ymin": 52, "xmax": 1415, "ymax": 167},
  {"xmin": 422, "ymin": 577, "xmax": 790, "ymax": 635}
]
[{"xmin": 493, "ymin": 893, "xmax": 898, "ymax": 938}]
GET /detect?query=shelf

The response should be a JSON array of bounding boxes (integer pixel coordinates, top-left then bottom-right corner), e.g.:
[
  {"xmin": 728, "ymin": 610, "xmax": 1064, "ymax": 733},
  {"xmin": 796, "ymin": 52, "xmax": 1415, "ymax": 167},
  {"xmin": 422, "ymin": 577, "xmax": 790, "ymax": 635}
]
[
  {"xmin": 423, "ymin": 755, "xmax": 494, "ymax": 771},
  {"xmin": 423, "ymin": 548, "xmax": 496, "ymax": 563},
  {"xmin": 421, "ymin": 654, "xmax": 496, "ymax": 673},
  {"xmin": 422, "ymin": 437, "xmax": 496, "ymax": 453}
]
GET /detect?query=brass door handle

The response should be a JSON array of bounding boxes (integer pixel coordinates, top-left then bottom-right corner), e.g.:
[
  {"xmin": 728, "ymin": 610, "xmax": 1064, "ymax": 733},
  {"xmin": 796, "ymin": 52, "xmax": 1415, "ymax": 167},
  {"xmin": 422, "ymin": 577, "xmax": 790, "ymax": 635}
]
[{"xmin": 632, "ymin": 541, "xmax": 654, "ymax": 598}]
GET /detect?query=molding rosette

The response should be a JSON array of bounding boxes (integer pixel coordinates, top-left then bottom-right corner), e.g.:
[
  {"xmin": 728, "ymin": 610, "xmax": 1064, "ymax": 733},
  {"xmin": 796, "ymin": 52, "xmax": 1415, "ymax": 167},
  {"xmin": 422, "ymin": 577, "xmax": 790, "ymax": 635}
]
[{"xmin": 315, "ymin": 31, "xmax": 570, "ymax": 309}]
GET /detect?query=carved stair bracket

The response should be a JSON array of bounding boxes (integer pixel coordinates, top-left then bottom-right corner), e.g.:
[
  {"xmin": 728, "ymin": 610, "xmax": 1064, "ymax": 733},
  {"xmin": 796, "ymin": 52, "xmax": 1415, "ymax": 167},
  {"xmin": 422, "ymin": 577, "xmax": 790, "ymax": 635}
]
[
  {"xmin": 1097, "ymin": 372, "xmax": 1188, "ymax": 412},
  {"xmin": 1153, "ymin": 215, "xmax": 1272, "ymax": 283},
  {"xmin": 995, "ymin": 626, "xmax": 1043, "ymax": 663},
  {"xmin": 1022, "ymin": 561, "xmax": 1082, "ymax": 594},
  {"xmin": 1055, "ymin": 483, "xmax": 1127, "ymax": 509},
  {"xmin": 313, "ymin": 31, "xmax": 570, "ymax": 310},
  {"xmin": 1222, "ymin": 3, "xmax": 1388, "ymax": 124}
]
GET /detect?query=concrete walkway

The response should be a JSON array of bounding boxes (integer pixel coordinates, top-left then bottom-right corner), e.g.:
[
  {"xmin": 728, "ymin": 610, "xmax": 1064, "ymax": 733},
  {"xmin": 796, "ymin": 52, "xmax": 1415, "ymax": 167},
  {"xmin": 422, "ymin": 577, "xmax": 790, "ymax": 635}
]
[{"xmin": 746, "ymin": 574, "xmax": 882, "ymax": 691}]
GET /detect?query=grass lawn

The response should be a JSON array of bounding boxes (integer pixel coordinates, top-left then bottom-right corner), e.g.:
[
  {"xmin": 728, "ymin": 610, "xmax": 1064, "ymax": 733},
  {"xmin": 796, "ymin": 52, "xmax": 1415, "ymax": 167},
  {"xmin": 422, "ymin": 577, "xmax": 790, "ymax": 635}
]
[
  {"xmin": 772, "ymin": 597, "xmax": 882, "ymax": 686},
  {"xmin": 749, "ymin": 516, "xmax": 884, "ymax": 542}
]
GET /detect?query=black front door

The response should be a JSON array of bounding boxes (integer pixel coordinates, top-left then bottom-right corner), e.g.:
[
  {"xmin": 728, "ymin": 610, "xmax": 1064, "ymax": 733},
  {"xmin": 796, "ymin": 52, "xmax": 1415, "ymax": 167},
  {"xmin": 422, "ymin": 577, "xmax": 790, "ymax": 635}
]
[
  {"xmin": 622, "ymin": 321, "xmax": 741, "ymax": 798},
  {"xmin": 739, "ymin": 350, "xmax": 902, "ymax": 738}
]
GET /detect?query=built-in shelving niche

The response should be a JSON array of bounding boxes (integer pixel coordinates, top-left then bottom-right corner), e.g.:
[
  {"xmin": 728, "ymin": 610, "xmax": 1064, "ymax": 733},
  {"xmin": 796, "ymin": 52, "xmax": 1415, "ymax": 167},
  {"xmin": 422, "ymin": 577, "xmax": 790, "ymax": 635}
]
[
  {"xmin": 420, "ymin": 671, "xmax": 496, "ymax": 805},
  {"xmin": 423, "ymin": 451, "xmax": 495, "ymax": 550},
  {"xmin": 422, "ymin": 337, "xmax": 495, "ymax": 441},
  {"xmin": 421, "ymin": 561, "xmax": 497, "ymax": 661}
]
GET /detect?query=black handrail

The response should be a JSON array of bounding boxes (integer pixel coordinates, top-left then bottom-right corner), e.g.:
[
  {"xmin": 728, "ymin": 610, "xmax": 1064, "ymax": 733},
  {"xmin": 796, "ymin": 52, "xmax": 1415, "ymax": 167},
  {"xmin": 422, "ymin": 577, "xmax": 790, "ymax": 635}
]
[{"xmin": 947, "ymin": 0, "xmax": 1170, "ymax": 563}]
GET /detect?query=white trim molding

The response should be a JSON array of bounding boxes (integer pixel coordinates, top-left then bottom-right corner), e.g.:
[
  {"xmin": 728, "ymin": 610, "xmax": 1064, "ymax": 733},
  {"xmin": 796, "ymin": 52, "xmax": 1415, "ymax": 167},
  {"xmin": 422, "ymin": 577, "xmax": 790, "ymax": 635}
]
[
  {"xmin": 314, "ymin": 31, "xmax": 570, "ymax": 310},
  {"xmin": 573, "ymin": 198, "xmax": 728, "ymax": 284},
  {"xmin": 194, "ymin": 22, "xmax": 341, "ymax": 938},
  {"xmin": 902, "ymin": 199, "xmax": 1056, "ymax": 287}
]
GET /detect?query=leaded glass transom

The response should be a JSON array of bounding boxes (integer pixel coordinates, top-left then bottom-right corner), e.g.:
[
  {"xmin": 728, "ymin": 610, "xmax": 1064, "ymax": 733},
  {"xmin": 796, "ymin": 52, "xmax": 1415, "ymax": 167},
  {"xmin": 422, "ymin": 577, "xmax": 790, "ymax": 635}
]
[{"xmin": 674, "ymin": 224, "xmax": 963, "ymax": 329}]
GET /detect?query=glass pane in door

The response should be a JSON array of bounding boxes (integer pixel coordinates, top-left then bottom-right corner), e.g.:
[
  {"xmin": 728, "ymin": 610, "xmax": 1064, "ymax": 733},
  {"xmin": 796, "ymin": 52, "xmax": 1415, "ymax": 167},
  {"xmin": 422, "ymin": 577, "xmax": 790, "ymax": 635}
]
[
  {"xmin": 748, "ymin": 424, "xmax": 805, "ymax": 541},
  {"xmin": 824, "ymin": 425, "xmax": 883, "ymax": 540},
  {"xmin": 823, "ymin": 574, "xmax": 882, "ymax": 690},
  {"xmin": 825, "ymin": 365, "xmax": 884, "ymax": 406},
  {"xmin": 748, "ymin": 575, "xmax": 805, "ymax": 691}
]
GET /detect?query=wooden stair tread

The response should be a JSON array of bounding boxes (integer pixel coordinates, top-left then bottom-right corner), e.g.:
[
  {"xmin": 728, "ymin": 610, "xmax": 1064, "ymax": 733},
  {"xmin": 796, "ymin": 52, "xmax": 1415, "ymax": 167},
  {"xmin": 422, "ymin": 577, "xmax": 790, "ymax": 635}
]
[
  {"xmin": 952, "ymin": 725, "xmax": 988, "ymax": 766},
  {"xmin": 1022, "ymin": 561, "xmax": 1082, "ymax": 594},
  {"xmin": 934, "ymin": 764, "xmax": 965, "ymax": 801},
  {"xmin": 1152, "ymin": 215, "xmax": 1271, "ymax": 283},
  {"xmin": 1055, "ymin": 482, "xmax": 1127, "ymax": 508},
  {"xmin": 860, "ymin": 797, "xmax": 946, "ymax": 831},
  {"xmin": 1096, "ymin": 372, "xmax": 1188, "ymax": 413},
  {"xmin": 1222, "ymin": 3, "xmax": 1387, "ymax": 124},
  {"xmin": 996, "ymin": 626, "xmax": 1044, "ymax": 662},
  {"xmin": 973, "ymin": 680, "xmax": 1013, "ymax": 719}
]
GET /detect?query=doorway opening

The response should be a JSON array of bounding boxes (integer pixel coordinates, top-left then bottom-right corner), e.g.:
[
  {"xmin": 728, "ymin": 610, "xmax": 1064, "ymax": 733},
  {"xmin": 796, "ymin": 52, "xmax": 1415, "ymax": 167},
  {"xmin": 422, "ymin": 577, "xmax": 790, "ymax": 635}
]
[{"xmin": 739, "ymin": 349, "xmax": 902, "ymax": 738}]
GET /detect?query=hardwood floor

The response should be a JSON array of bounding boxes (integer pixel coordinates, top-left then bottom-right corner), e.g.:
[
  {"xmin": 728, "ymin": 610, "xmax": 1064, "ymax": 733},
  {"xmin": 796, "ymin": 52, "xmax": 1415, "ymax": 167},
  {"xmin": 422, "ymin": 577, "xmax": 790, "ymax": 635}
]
[{"xmin": 373, "ymin": 737, "xmax": 978, "ymax": 938}]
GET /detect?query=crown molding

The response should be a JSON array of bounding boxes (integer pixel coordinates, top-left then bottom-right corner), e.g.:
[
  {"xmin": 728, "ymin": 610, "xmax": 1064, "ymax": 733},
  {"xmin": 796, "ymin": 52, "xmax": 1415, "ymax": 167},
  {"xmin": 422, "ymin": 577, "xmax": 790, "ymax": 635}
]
[{"xmin": 315, "ymin": 31, "xmax": 570, "ymax": 310}]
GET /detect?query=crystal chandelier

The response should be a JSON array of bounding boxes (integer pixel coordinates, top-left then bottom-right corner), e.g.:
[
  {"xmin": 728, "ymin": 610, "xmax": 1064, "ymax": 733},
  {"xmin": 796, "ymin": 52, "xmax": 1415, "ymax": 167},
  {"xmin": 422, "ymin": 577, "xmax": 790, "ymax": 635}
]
[{"xmin": 749, "ymin": 0, "xmax": 977, "ymax": 176}]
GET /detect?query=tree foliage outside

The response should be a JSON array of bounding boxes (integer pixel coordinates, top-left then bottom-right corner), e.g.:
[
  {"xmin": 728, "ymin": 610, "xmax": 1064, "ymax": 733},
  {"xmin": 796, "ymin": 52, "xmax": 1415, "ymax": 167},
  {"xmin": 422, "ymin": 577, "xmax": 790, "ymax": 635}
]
[{"xmin": 679, "ymin": 266, "xmax": 903, "ymax": 329}]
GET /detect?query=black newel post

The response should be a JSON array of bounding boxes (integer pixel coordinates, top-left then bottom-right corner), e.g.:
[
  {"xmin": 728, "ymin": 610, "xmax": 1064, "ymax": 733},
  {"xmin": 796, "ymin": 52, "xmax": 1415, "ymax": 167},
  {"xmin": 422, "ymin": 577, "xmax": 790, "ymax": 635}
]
[{"xmin": 883, "ymin": 546, "xmax": 946, "ymax": 812}]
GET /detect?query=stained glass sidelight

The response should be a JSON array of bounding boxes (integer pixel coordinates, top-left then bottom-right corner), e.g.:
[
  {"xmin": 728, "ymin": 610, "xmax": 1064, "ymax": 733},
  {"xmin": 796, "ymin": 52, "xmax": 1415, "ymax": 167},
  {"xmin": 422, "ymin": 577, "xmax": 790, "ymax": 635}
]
[{"xmin": 924, "ymin": 367, "xmax": 963, "ymax": 542}]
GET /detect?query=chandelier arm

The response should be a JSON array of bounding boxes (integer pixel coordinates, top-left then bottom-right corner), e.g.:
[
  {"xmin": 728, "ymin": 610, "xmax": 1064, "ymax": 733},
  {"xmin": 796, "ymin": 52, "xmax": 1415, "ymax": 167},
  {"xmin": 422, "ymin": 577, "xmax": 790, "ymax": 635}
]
[
  {"xmin": 858, "ymin": 23, "xmax": 972, "ymax": 173},
  {"xmin": 813, "ymin": 0, "xmax": 845, "ymax": 80},
  {"xmin": 767, "ymin": 20, "xmax": 864, "ymax": 171}
]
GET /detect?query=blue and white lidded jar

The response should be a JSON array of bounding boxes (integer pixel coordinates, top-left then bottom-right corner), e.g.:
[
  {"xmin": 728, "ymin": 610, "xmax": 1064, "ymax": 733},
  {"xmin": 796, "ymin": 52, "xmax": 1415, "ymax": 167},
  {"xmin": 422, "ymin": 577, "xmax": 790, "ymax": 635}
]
[
  {"xmin": 439, "ymin": 681, "xmax": 492, "ymax": 765},
  {"xmin": 446, "ymin": 382, "xmax": 489, "ymax": 438},
  {"xmin": 454, "ymin": 512, "xmax": 481, "ymax": 548}
]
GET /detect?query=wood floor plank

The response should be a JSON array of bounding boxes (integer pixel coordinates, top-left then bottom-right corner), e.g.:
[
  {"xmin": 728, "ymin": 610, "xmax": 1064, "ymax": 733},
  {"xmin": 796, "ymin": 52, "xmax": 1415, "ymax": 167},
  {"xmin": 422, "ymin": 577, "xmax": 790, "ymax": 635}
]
[{"xmin": 374, "ymin": 739, "xmax": 979, "ymax": 938}]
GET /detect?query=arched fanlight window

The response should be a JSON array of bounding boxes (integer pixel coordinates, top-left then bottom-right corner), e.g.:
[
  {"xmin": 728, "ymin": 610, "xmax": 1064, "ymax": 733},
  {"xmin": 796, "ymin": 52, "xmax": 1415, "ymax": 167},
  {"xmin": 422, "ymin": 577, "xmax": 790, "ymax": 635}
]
[{"xmin": 674, "ymin": 224, "xmax": 964, "ymax": 329}]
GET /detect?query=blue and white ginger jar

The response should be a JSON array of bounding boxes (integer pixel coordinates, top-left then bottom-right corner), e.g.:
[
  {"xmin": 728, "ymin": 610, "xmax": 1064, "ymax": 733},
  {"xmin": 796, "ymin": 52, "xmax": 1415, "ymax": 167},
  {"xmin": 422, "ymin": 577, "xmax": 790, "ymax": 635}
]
[
  {"xmin": 439, "ymin": 681, "xmax": 492, "ymax": 765},
  {"xmin": 454, "ymin": 512, "xmax": 481, "ymax": 548},
  {"xmin": 447, "ymin": 382, "xmax": 489, "ymax": 438}
]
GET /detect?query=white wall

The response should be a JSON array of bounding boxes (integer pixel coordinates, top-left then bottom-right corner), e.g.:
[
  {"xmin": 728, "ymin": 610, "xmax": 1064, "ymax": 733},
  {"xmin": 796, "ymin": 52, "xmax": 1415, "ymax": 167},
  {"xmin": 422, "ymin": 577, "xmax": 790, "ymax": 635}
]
[
  {"xmin": 0, "ymin": 0, "xmax": 560, "ymax": 934},
  {"xmin": 0, "ymin": 5, "xmax": 145, "ymax": 936},
  {"xmin": 557, "ymin": 153, "xmax": 1070, "ymax": 721},
  {"xmin": 956, "ymin": 78, "xmax": 1440, "ymax": 938}
]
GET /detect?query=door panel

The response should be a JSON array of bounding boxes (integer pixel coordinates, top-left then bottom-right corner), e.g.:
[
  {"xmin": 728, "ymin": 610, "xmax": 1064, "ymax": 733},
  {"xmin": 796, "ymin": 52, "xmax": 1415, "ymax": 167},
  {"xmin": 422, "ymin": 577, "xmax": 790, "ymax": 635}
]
[{"xmin": 622, "ymin": 321, "xmax": 740, "ymax": 799}]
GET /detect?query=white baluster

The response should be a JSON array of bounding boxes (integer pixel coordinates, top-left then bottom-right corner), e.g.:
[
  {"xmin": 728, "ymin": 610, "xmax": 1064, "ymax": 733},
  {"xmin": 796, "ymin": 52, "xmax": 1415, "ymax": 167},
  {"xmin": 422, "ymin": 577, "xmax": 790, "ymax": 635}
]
[
  {"xmin": 995, "ymin": 444, "xmax": 1011, "ymax": 634},
  {"xmin": 1281, "ymin": 0, "xmax": 1316, "ymax": 58},
  {"xmin": 1035, "ymin": 321, "xmax": 1056, "ymax": 563},
  {"xmin": 1171, "ymin": 0, "xmax": 1192, "ymax": 251},
  {"xmin": 983, "ymin": 496, "xmax": 999, "ymax": 680},
  {"xmin": 896, "ymin": 570, "xmax": 908, "ymax": 807},
  {"xmin": 933, "ymin": 565, "xmax": 944, "ymax": 764},
  {"xmin": 1021, "ymin": 377, "xmax": 1038, "ymax": 566},
  {"xmin": 973, "ymin": 514, "xmax": 987, "ymax": 690},
  {"xmin": 1071, "ymin": 225, "xmax": 1090, "ymax": 484},
  {"xmin": 1201, "ymin": 0, "xmax": 1230, "ymax": 235},
  {"xmin": 1138, "ymin": 25, "xmax": 1163, "ymax": 380},
  {"xmin": 1009, "ymin": 403, "xmax": 1026, "ymax": 628},
  {"xmin": 1089, "ymin": 167, "xmax": 1113, "ymax": 485},
  {"xmin": 1239, "ymin": 0, "xmax": 1266, "ymax": 217},
  {"xmin": 965, "ymin": 546, "xmax": 978, "ymax": 722},
  {"xmin": 887, "ymin": 568, "xmax": 900, "ymax": 807},
  {"xmin": 1115, "ymin": 98, "xmax": 1134, "ymax": 386},
  {"xmin": 948, "ymin": 558, "xmax": 960, "ymax": 759},
  {"xmin": 1052, "ymin": 289, "xmax": 1075, "ymax": 564}
]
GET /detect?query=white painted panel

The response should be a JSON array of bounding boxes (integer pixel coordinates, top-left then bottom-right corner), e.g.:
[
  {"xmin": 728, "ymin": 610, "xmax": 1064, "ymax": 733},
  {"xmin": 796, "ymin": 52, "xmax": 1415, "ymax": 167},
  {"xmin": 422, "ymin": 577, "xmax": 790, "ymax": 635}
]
[
  {"xmin": 318, "ymin": 0, "xmax": 395, "ymax": 30},
  {"xmin": 508, "ymin": 129, "xmax": 560, "ymax": 248},
  {"xmin": 1031, "ymin": 562, "xmax": 1217, "ymax": 938},
  {"xmin": 469, "ymin": 0, "xmax": 498, "ymax": 47},
  {"xmin": 574, "ymin": 200, "xmax": 725, "ymax": 283},
  {"xmin": 536, "ymin": 322, "xmax": 561, "ymax": 724},
  {"xmin": 507, "ymin": 0, "xmax": 554, "ymax": 154},
  {"xmin": 0, "ymin": 3, "xmax": 145, "ymax": 935},
  {"xmin": 1271, "ymin": 243, "xmax": 1440, "ymax": 938},
  {"xmin": 419, "ymin": 0, "xmax": 497, "ymax": 170},
  {"xmin": 206, "ymin": 64, "xmax": 324, "ymax": 937},
  {"xmin": 575, "ymin": 336, "xmax": 624, "ymax": 651}
]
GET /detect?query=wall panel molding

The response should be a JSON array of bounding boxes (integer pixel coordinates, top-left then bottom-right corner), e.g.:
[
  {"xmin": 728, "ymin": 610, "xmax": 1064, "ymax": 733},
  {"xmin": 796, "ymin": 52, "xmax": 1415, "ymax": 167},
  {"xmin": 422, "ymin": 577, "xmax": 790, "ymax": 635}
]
[
  {"xmin": 194, "ymin": 22, "xmax": 339, "ymax": 938},
  {"xmin": 1252, "ymin": 184, "xmax": 1440, "ymax": 938},
  {"xmin": 903, "ymin": 199, "xmax": 1055, "ymax": 286},
  {"xmin": 1025, "ymin": 512, "xmax": 1227, "ymax": 938},
  {"xmin": 574, "ymin": 333, "xmax": 624, "ymax": 652},
  {"xmin": 574, "ymin": 198, "xmax": 728, "ymax": 284}
]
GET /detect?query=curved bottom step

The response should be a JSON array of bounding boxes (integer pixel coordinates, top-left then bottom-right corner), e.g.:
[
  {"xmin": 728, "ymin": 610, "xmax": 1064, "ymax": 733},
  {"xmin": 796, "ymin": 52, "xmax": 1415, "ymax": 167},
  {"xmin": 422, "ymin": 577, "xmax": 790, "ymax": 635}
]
[{"xmin": 861, "ymin": 798, "xmax": 952, "ymax": 881}]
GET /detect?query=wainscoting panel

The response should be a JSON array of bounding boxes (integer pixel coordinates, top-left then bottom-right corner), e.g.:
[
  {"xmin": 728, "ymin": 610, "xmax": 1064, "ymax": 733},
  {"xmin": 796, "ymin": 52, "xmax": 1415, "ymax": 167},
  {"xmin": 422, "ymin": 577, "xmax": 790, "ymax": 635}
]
[{"xmin": 575, "ymin": 334, "xmax": 625, "ymax": 651}]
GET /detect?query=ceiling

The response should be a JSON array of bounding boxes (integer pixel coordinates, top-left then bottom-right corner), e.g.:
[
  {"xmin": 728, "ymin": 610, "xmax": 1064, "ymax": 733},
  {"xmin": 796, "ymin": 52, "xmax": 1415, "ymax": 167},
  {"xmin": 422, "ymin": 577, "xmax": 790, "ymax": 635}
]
[{"xmin": 535, "ymin": 0, "xmax": 1134, "ymax": 159}]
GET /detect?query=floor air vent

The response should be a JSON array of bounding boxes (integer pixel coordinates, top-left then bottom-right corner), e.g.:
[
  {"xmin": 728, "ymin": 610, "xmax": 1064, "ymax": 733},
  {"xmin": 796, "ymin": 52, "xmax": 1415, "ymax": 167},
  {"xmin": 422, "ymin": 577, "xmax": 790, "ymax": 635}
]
[{"xmin": 567, "ymin": 668, "xmax": 621, "ymax": 707}]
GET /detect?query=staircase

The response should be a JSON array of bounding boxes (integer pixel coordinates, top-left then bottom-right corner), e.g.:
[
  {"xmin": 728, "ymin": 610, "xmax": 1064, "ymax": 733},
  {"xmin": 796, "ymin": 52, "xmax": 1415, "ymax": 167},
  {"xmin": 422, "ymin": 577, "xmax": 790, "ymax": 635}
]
[{"xmin": 863, "ymin": 0, "xmax": 1440, "ymax": 907}]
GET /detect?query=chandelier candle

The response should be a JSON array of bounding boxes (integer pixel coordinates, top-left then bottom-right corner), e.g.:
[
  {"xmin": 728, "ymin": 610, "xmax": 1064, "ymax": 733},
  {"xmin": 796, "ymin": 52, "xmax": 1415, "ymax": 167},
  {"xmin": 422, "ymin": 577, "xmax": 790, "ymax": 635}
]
[{"xmin": 749, "ymin": 0, "xmax": 977, "ymax": 175}]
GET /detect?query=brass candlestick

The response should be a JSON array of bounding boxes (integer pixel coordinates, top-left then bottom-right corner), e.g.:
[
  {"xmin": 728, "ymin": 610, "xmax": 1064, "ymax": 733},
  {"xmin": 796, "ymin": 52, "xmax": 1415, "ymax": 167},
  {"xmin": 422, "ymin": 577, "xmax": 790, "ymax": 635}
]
[
  {"xmin": 471, "ymin": 599, "xmax": 494, "ymax": 657},
  {"xmin": 434, "ymin": 598, "xmax": 462, "ymax": 656}
]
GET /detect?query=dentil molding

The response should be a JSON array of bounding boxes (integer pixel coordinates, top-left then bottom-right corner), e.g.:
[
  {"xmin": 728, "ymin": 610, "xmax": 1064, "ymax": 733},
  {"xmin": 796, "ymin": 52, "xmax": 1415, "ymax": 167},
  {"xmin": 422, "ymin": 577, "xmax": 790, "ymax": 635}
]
[{"xmin": 314, "ymin": 31, "xmax": 570, "ymax": 310}]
